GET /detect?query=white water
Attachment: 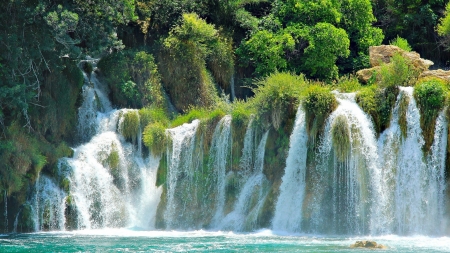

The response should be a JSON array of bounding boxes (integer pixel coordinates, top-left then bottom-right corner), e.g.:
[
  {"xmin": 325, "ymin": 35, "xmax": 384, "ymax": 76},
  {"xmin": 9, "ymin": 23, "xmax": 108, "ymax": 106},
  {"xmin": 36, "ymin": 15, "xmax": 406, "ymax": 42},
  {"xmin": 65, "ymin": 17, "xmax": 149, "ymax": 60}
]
[
  {"xmin": 219, "ymin": 130, "xmax": 269, "ymax": 231},
  {"xmin": 164, "ymin": 120, "xmax": 200, "ymax": 229},
  {"xmin": 304, "ymin": 93, "xmax": 380, "ymax": 235},
  {"xmin": 30, "ymin": 65, "xmax": 161, "ymax": 231},
  {"xmin": 26, "ymin": 62, "xmax": 449, "ymax": 237},
  {"xmin": 210, "ymin": 116, "xmax": 232, "ymax": 226},
  {"xmin": 272, "ymin": 106, "xmax": 308, "ymax": 232},
  {"xmin": 31, "ymin": 176, "xmax": 66, "ymax": 231},
  {"xmin": 376, "ymin": 87, "xmax": 447, "ymax": 235}
]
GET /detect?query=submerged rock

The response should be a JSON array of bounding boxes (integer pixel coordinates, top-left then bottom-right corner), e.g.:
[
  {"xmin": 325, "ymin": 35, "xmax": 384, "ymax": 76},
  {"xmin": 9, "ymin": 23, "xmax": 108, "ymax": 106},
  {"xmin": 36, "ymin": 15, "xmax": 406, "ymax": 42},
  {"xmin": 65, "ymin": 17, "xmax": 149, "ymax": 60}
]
[{"xmin": 350, "ymin": 240, "xmax": 387, "ymax": 249}]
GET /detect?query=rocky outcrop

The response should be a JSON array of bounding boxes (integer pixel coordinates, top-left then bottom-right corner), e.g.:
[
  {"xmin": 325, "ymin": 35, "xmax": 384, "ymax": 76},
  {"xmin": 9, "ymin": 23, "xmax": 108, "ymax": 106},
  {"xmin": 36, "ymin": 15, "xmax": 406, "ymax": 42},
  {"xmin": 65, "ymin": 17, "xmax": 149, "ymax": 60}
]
[
  {"xmin": 369, "ymin": 45, "xmax": 433, "ymax": 71},
  {"xmin": 350, "ymin": 240, "xmax": 387, "ymax": 249},
  {"xmin": 419, "ymin": 69, "xmax": 450, "ymax": 82},
  {"xmin": 356, "ymin": 66, "xmax": 380, "ymax": 83},
  {"xmin": 357, "ymin": 45, "xmax": 434, "ymax": 84}
]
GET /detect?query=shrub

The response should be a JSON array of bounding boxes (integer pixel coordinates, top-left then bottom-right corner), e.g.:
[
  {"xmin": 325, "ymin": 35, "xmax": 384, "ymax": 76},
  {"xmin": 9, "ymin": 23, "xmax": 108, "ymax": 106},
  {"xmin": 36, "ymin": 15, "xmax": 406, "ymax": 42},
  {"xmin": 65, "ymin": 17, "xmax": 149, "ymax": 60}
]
[
  {"xmin": 105, "ymin": 143, "xmax": 120, "ymax": 170},
  {"xmin": 231, "ymin": 100, "xmax": 253, "ymax": 128},
  {"xmin": 390, "ymin": 36, "xmax": 412, "ymax": 52},
  {"xmin": 356, "ymin": 85, "xmax": 398, "ymax": 135},
  {"xmin": 170, "ymin": 107, "xmax": 226, "ymax": 128},
  {"xmin": 98, "ymin": 50, "xmax": 165, "ymax": 109},
  {"xmin": 303, "ymin": 85, "xmax": 337, "ymax": 140},
  {"xmin": 378, "ymin": 53, "xmax": 418, "ymax": 88},
  {"xmin": 251, "ymin": 72, "xmax": 307, "ymax": 128},
  {"xmin": 120, "ymin": 110, "xmax": 140, "ymax": 142},
  {"xmin": 414, "ymin": 77, "xmax": 447, "ymax": 151},
  {"xmin": 333, "ymin": 75, "xmax": 361, "ymax": 92},
  {"xmin": 143, "ymin": 122, "xmax": 168, "ymax": 156},
  {"xmin": 139, "ymin": 107, "xmax": 170, "ymax": 129}
]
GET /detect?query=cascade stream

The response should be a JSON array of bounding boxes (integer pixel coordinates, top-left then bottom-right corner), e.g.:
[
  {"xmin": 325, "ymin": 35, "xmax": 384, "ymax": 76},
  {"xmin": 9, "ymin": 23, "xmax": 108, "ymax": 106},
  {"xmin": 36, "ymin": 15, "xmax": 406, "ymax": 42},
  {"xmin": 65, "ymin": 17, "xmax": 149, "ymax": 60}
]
[{"xmin": 27, "ymin": 62, "xmax": 449, "ymax": 236}]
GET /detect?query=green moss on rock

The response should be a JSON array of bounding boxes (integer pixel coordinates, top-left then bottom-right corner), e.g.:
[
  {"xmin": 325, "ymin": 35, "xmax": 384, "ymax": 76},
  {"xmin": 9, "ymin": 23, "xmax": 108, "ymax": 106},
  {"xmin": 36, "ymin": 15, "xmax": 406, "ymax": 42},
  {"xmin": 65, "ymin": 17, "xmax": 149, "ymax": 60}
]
[{"xmin": 414, "ymin": 77, "xmax": 447, "ymax": 152}]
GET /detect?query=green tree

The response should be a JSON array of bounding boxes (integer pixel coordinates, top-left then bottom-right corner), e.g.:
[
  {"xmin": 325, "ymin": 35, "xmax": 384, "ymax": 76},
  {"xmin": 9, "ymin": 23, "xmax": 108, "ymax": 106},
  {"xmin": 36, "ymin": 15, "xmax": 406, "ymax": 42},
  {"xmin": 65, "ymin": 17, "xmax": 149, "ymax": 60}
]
[
  {"xmin": 373, "ymin": 0, "xmax": 446, "ymax": 63},
  {"xmin": 437, "ymin": 2, "xmax": 450, "ymax": 50},
  {"xmin": 236, "ymin": 30, "xmax": 295, "ymax": 76}
]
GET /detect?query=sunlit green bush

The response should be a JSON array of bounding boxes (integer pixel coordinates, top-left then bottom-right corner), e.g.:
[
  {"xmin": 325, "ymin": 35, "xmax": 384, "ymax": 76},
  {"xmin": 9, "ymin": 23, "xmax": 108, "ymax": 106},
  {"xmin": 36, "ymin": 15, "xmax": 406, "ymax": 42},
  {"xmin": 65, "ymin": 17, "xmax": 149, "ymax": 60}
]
[
  {"xmin": 356, "ymin": 85, "xmax": 398, "ymax": 135},
  {"xmin": 120, "ymin": 110, "xmax": 140, "ymax": 142},
  {"xmin": 390, "ymin": 36, "xmax": 412, "ymax": 52},
  {"xmin": 333, "ymin": 75, "xmax": 361, "ymax": 92},
  {"xmin": 378, "ymin": 53, "xmax": 417, "ymax": 88},
  {"xmin": 250, "ymin": 72, "xmax": 307, "ymax": 128},
  {"xmin": 414, "ymin": 77, "xmax": 448, "ymax": 151},
  {"xmin": 143, "ymin": 122, "xmax": 168, "ymax": 156},
  {"xmin": 303, "ymin": 85, "xmax": 337, "ymax": 140}
]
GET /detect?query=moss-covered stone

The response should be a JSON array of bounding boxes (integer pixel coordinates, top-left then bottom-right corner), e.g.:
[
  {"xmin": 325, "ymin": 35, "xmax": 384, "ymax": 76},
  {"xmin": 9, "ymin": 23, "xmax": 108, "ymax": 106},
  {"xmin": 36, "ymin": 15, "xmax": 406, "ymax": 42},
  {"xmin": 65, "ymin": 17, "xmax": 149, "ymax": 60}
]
[
  {"xmin": 303, "ymin": 85, "xmax": 337, "ymax": 143},
  {"xmin": 120, "ymin": 110, "xmax": 140, "ymax": 143},
  {"xmin": 398, "ymin": 93, "xmax": 410, "ymax": 138},
  {"xmin": 143, "ymin": 122, "xmax": 168, "ymax": 156},
  {"xmin": 332, "ymin": 115, "xmax": 351, "ymax": 162},
  {"xmin": 356, "ymin": 86, "xmax": 399, "ymax": 136},
  {"xmin": 414, "ymin": 77, "xmax": 447, "ymax": 152}
]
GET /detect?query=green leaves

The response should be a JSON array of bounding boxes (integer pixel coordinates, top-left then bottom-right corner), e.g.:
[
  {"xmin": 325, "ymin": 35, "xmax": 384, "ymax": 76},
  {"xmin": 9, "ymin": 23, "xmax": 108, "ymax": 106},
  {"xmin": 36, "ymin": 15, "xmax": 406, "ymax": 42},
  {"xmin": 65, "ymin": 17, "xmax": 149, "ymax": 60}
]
[
  {"xmin": 274, "ymin": 0, "xmax": 341, "ymax": 26},
  {"xmin": 237, "ymin": 30, "xmax": 295, "ymax": 76},
  {"xmin": 302, "ymin": 23, "xmax": 350, "ymax": 80}
]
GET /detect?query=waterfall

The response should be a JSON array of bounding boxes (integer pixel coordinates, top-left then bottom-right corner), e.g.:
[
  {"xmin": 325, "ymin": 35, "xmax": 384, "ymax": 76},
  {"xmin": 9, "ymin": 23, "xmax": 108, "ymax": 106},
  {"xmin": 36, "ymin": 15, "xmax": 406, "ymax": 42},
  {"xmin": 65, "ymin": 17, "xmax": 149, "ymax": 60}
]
[
  {"xmin": 272, "ymin": 106, "xmax": 308, "ymax": 232},
  {"xmin": 29, "ymin": 62, "xmax": 162, "ymax": 231},
  {"xmin": 31, "ymin": 176, "xmax": 67, "ymax": 231},
  {"xmin": 219, "ymin": 130, "xmax": 270, "ymax": 231},
  {"xmin": 425, "ymin": 110, "xmax": 448, "ymax": 235},
  {"xmin": 164, "ymin": 120, "xmax": 200, "ymax": 229},
  {"xmin": 230, "ymin": 74, "xmax": 235, "ymax": 101},
  {"xmin": 305, "ymin": 92, "xmax": 380, "ymax": 235},
  {"xmin": 210, "ymin": 116, "xmax": 232, "ymax": 226},
  {"xmin": 4, "ymin": 190, "xmax": 7, "ymax": 233},
  {"xmin": 12, "ymin": 209, "xmax": 21, "ymax": 233},
  {"xmin": 25, "ymin": 59, "xmax": 449, "ymax": 235},
  {"xmin": 376, "ymin": 87, "xmax": 448, "ymax": 235}
]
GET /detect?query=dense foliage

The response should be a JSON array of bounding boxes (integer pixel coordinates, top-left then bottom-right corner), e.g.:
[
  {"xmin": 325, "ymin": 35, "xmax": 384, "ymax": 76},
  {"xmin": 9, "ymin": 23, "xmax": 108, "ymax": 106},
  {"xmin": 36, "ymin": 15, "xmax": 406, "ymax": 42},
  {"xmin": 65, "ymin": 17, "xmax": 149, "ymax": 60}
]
[{"xmin": 2, "ymin": 0, "xmax": 450, "ymax": 232}]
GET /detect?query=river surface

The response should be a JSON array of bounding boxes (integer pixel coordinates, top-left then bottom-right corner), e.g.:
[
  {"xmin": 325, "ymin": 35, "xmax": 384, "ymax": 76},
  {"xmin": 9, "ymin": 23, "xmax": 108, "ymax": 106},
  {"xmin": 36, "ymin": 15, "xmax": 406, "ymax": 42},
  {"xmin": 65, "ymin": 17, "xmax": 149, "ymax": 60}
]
[{"xmin": 1, "ymin": 229, "xmax": 449, "ymax": 252}]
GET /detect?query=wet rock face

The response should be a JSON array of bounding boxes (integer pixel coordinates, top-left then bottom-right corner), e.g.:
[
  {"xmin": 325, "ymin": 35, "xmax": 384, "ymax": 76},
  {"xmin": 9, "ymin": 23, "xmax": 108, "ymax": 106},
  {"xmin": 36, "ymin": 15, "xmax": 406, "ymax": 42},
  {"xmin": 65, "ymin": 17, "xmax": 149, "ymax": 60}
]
[{"xmin": 350, "ymin": 240, "xmax": 387, "ymax": 249}]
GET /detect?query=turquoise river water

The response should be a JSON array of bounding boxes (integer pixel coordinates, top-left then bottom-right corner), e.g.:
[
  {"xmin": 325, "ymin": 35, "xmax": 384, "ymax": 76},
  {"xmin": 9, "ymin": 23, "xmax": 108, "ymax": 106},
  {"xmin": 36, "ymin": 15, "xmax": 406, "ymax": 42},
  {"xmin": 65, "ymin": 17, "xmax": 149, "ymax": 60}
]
[{"xmin": 1, "ymin": 229, "xmax": 449, "ymax": 252}]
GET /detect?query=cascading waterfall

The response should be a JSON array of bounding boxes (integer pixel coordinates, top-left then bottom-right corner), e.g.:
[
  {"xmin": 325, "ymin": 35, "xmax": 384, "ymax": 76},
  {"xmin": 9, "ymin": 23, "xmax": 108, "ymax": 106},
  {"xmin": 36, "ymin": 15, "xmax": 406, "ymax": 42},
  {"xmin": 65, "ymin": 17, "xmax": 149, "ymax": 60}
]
[
  {"xmin": 304, "ymin": 92, "xmax": 380, "ymax": 235},
  {"xmin": 375, "ymin": 87, "xmax": 447, "ymax": 235},
  {"xmin": 77, "ymin": 62, "xmax": 112, "ymax": 143},
  {"xmin": 25, "ymin": 60, "xmax": 449, "ymax": 236},
  {"xmin": 272, "ymin": 106, "xmax": 308, "ymax": 233},
  {"xmin": 31, "ymin": 176, "xmax": 67, "ymax": 231},
  {"xmin": 219, "ymin": 130, "xmax": 270, "ymax": 231},
  {"xmin": 425, "ymin": 110, "xmax": 448, "ymax": 235},
  {"xmin": 210, "ymin": 116, "xmax": 232, "ymax": 226},
  {"xmin": 29, "ymin": 63, "xmax": 161, "ymax": 231},
  {"xmin": 164, "ymin": 120, "xmax": 201, "ymax": 229}
]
